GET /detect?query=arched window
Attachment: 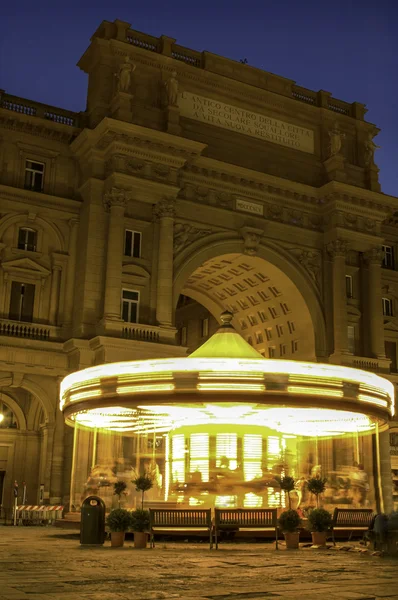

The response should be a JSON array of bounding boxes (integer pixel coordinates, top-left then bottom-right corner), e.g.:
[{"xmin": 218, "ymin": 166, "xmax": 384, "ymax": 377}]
[
  {"xmin": 18, "ymin": 227, "xmax": 37, "ymax": 252},
  {"xmin": 0, "ymin": 401, "xmax": 18, "ymax": 429}
]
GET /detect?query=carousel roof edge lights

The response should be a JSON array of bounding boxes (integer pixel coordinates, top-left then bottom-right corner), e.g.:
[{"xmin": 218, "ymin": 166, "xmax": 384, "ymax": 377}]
[{"xmin": 60, "ymin": 312, "xmax": 395, "ymax": 434}]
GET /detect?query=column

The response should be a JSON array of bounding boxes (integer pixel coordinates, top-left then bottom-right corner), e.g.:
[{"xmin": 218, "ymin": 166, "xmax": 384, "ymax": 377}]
[
  {"xmin": 364, "ymin": 247, "xmax": 385, "ymax": 358},
  {"xmin": 154, "ymin": 198, "xmax": 175, "ymax": 327},
  {"xmin": 63, "ymin": 218, "xmax": 79, "ymax": 329},
  {"xmin": 48, "ymin": 265, "xmax": 61, "ymax": 325},
  {"xmin": 38, "ymin": 424, "xmax": 55, "ymax": 503},
  {"xmin": 103, "ymin": 188, "xmax": 127, "ymax": 321},
  {"xmin": 50, "ymin": 392, "xmax": 65, "ymax": 503},
  {"xmin": 326, "ymin": 240, "xmax": 349, "ymax": 356}
]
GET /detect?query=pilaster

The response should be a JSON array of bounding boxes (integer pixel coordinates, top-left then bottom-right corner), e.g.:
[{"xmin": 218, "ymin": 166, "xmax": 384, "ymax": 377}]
[
  {"xmin": 326, "ymin": 239, "xmax": 350, "ymax": 360},
  {"xmin": 110, "ymin": 91, "xmax": 133, "ymax": 122},
  {"xmin": 363, "ymin": 246, "xmax": 385, "ymax": 358},
  {"xmin": 63, "ymin": 218, "xmax": 79, "ymax": 331},
  {"xmin": 100, "ymin": 187, "xmax": 127, "ymax": 333},
  {"xmin": 323, "ymin": 154, "xmax": 346, "ymax": 183},
  {"xmin": 154, "ymin": 198, "xmax": 176, "ymax": 327}
]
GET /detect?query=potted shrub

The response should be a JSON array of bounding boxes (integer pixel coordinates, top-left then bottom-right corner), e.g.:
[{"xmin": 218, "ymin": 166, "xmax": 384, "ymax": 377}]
[
  {"xmin": 307, "ymin": 476, "xmax": 327, "ymax": 507},
  {"xmin": 132, "ymin": 472, "xmax": 153, "ymax": 509},
  {"xmin": 106, "ymin": 508, "xmax": 132, "ymax": 548},
  {"xmin": 307, "ymin": 508, "xmax": 332, "ymax": 546},
  {"xmin": 275, "ymin": 475, "xmax": 295, "ymax": 509},
  {"xmin": 278, "ymin": 509, "xmax": 302, "ymax": 549},
  {"xmin": 113, "ymin": 480, "xmax": 127, "ymax": 508},
  {"xmin": 130, "ymin": 507, "xmax": 150, "ymax": 549}
]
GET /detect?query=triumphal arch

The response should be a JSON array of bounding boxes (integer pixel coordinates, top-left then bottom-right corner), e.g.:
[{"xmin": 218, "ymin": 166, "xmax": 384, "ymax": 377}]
[{"xmin": 0, "ymin": 19, "xmax": 398, "ymax": 515}]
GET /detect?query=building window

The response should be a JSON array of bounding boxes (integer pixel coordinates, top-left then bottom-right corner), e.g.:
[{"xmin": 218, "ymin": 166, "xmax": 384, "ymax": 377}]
[
  {"xmin": 382, "ymin": 245, "xmax": 394, "ymax": 269},
  {"xmin": 268, "ymin": 307, "xmax": 278, "ymax": 319},
  {"xmin": 276, "ymin": 324, "xmax": 284, "ymax": 337},
  {"xmin": 385, "ymin": 341, "xmax": 397, "ymax": 373},
  {"xmin": 9, "ymin": 282, "xmax": 35, "ymax": 322},
  {"xmin": 17, "ymin": 227, "xmax": 37, "ymax": 252},
  {"xmin": 268, "ymin": 346, "xmax": 276, "ymax": 358},
  {"xmin": 265, "ymin": 328, "xmax": 273, "ymax": 341},
  {"xmin": 247, "ymin": 315, "xmax": 257, "ymax": 326},
  {"xmin": 180, "ymin": 326, "xmax": 187, "ymax": 346},
  {"xmin": 291, "ymin": 340, "xmax": 298, "ymax": 353},
  {"xmin": 345, "ymin": 275, "xmax": 353, "ymax": 299},
  {"xmin": 24, "ymin": 160, "xmax": 44, "ymax": 192},
  {"xmin": 124, "ymin": 230, "xmax": 141, "ymax": 258},
  {"xmin": 258, "ymin": 310, "xmax": 268, "ymax": 323},
  {"xmin": 201, "ymin": 317, "xmax": 209, "ymax": 337},
  {"xmin": 121, "ymin": 289, "xmax": 139, "ymax": 323},
  {"xmin": 347, "ymin": 325, "xmax": 355, "ymax": 354},
  {"xmin": 382, "ymin": 297, "xmax": 393, "ymax": 317},
  {"xmin": 280, "ymin": 343, "xmax": 287, "ymax": 356}
]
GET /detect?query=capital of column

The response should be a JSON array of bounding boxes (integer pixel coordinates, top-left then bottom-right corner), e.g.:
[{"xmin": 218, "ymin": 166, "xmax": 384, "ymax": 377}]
[
  {"xmin": 68, "ymin": 217, "xmax": 79, "ymax": 228},
  {"xmin": 363, "ymin": 246, "xmax": 383, "ymax": 265},
  {"xmin": 325, "ymin": 239, "xmax": 349, "ymax": 259},
  {"xmin": 153, "ymin": 197, "xmax": 176, "ymax": 222},
  {"xmin": 103, "ymin": 187, "xmax": 128, "ymax": 212}
]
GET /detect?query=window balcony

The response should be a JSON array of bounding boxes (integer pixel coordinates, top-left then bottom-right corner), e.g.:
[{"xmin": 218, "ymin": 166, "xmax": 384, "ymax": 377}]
[{"xmin": 0, "ymin": 318, "xmax": 62, "ymax": 342}]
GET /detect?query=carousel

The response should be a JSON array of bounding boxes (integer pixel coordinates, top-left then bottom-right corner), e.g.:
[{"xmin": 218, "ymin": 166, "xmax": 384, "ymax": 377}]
[{"xmin": 60, "ymin": 312, "xmax": 394, "ymax": 512}]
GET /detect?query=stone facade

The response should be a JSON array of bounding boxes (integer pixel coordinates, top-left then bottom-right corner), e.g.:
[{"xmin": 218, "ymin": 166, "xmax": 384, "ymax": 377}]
[{"xmin": 0, "ymin": 19, "xmax": 397, "ymax": 512}]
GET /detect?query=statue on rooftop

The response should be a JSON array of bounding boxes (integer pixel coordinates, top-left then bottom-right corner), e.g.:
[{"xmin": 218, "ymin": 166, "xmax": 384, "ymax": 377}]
[
  {"xmin": 364, "ymin": 132, "xmax": 381, "ymax": 166},
  {"xmin": 164, "ymin": 70, "xmax": 179, "ymax": 106},
  {"xmin": 328, "ymin": 123, "xmax": 345, "ymax": 157},
  {"xmin": 116, "ymin": 56, "xmax": 136, "ymax": 93}
]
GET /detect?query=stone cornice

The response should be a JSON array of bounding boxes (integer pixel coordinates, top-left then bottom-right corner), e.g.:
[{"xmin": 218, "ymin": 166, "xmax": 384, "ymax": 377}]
[
  {"xmin": 0, "ymin": 184, "xmax": 81, "ymax": 218},
  {"xmin": 184, "ymin": 156, "xmax": 320, "ymax": 205},
  {"xmin": 0, "ymin": 108, "xmax": 79, "ymax": 144},
  {"xmin": 71, "ymin": 117, "xmax": 206, "ymax": 162},
  {"xmin": 320, "ymin": 181, "xmax": 398, "ymax": 212},
  {"xmin": 104, "ymin": 172, "xmax": 180, "ymax": 204}
]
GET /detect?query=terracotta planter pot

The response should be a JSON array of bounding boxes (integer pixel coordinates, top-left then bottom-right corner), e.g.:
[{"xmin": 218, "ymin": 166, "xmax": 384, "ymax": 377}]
[
  {"xmin": 134, "ymin": 531, "xmax": 148, "ymax": 549},
  {"xmin": 311, "ymin": 531, "xmax": 327, "ymax": 546},
  {"xmin": 283, "ymin": 531, "xmax": 300, "ymax": 550},
  {"xmin": 111, "ymin": 531, "xmax": 125, "ymax": 547}
]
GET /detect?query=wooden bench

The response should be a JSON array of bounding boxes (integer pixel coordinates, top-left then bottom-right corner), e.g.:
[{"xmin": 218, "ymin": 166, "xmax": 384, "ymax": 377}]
[
  {"xmin": 149, "ymin": 508, "xmax": 213, "ymax": 549},
  {"xmin": 214, "ymin": 508, "xmax": 278, "ymax": 550},
  {"xmin": 330, "ymin": 508, "xmax": 374, "ymax": 545}
]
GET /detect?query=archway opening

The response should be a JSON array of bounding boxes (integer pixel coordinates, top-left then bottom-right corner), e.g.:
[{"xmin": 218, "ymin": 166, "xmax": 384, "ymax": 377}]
[{"xmin": 175, "ymin": 253, "xmax": 316, "ymax": 360}]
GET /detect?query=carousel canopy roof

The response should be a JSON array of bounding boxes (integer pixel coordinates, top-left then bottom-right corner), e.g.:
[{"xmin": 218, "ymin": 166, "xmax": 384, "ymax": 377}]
[
  {"xmin": 60, "ymin": 312, "xmax": 395, "ymax": 435},
  {"xmin": 189, "ymin": 311, "xmax": 263, "ymax": 360}
]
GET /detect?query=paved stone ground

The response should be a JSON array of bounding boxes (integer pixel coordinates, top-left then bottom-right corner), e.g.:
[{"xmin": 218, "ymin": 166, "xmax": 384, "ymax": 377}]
[{"xmin": 0, "ymin": 527, "xmax": 397, "ymax": 600}]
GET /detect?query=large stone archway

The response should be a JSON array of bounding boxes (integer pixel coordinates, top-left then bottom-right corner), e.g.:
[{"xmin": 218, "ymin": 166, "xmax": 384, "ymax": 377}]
[{"xmin": 173, "ymin": 237, "xmax": 326, "ymax": 361}]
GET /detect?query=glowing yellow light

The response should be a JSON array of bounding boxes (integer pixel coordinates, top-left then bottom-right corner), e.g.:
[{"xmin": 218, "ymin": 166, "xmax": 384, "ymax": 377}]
[
  {"xmin": 116, "ymin": 383, "xmax": 175, "ymax": 394},
  {"xmin": 197, "ymin": 383, "xmax": 266, "ymax": 392},
  {"xmin": 357, "ymin": 394, "xmax": 388, "ymax": 408},
  {"xmin": 287, "ymin": 386, "xmax": 344, "ymax": 398},
  {"xmin": 0, "ymin": 414, "xmax": 4, "ymax": 423},
  {"xmin": 69, "ymin": 389, "xmax": 102, "ymax": 403}
]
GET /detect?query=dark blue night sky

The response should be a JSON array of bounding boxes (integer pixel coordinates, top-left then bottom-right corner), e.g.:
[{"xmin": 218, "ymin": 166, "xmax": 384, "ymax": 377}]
[{"xmin": 1, "ymin": 0, "xmax": 397, "ymax": 195}]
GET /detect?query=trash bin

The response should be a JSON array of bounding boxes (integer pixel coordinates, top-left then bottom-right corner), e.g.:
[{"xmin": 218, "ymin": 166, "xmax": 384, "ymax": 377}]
[{"xmin": 80, "ymin": 496, "xmax": 106, "ymax": 545}]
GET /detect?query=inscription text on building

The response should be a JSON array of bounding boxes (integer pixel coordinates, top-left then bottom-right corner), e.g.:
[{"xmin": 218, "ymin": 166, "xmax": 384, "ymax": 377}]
[{"xmin": 179, "ymin": 92, "xmax": 315, "ymax": 154}]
